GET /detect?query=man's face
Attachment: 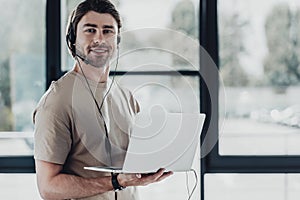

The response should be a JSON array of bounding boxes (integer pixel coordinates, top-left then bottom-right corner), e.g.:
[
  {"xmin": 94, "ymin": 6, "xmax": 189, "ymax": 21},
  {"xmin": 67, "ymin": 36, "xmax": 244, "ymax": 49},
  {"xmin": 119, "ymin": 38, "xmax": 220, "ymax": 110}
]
[{"xmin": 75, "ymin": 11, "xmax": 118, "ymax": 68}]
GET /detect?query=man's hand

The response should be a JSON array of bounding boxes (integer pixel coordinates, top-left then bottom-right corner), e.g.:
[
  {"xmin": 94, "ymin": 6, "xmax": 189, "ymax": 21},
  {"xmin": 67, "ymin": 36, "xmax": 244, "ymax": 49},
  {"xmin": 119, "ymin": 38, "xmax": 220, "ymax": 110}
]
[{"xmin": 117, "ymin": 168, "xmax": 173, "ymax": 187}]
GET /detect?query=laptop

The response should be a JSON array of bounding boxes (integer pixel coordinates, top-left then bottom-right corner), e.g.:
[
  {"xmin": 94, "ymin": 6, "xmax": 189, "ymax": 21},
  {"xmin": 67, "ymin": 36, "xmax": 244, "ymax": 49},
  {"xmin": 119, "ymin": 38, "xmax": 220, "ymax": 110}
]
[{"xmin": 84, "ymin": 111, "xmax": 206, "ymax": 173}]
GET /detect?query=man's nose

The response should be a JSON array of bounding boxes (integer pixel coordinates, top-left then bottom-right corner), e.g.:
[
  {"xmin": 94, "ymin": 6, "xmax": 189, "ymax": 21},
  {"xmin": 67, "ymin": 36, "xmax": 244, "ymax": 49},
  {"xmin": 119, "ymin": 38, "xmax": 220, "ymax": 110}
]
[{"xmin": 93, "ymin": 31, "xmax": 105, "ymax": 44}]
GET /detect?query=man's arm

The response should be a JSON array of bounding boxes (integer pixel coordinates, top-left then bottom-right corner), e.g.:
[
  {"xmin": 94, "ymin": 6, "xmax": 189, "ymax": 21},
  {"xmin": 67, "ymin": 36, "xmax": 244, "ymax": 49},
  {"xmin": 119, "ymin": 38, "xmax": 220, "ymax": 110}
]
[
  {"xmin": 35, "ymin": 160, "xmax": 173, "ymax": 200},
  {"xmin": 35, "ymin": 159, "xmax": 113, "ymax": 199}
]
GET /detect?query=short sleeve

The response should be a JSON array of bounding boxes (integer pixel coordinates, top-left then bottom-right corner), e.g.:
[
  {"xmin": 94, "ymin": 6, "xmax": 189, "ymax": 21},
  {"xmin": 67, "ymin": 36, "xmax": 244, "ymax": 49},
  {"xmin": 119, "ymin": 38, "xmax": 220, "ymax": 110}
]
[{"xmin": 34, "ymin": 108, "xmax": 72, "ymax": 165}]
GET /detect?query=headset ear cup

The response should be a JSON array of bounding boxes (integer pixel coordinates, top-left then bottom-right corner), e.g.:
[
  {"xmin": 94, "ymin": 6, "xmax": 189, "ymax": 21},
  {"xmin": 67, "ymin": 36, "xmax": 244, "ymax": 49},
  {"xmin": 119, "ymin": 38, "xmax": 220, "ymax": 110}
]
[
  {"xmin": 67, "ymin": 24, "xmax": 76, "ymax": 56},
  {"xmin": 70, "ymin": 30, "xmax": 76, "ymax": 53},
  {"xmin": 117, "ymin": 35, "xmax": 121, "ymax": 45},
  {"xmin": 69, "ymin": 25, "xmax": 76, "ymax": 45}
]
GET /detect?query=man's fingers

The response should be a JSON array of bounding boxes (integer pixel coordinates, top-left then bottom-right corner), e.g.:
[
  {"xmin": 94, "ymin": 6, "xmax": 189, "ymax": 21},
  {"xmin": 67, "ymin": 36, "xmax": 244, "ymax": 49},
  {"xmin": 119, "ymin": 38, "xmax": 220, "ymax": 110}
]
[
  {"xmin": 157, "ymin": 171, "xmax": 173, "ymax": 182},
  {"xmin": 135, "ymin": 173, "xmax": 142, "ymax": 178},
  {"xmin": 141, "ymin": 169, "xmax": 169, "ymax": 183},
  {"xmin": 148, "ymin": 168, "xmax": 165, "ymax": 181},
  {"xmin": 155, "ymin": 168, "xmax": 166, "ymax": 177},
  {"xmin": 120, "ymin": 169, "xmax": 173, "ymax": 187}
]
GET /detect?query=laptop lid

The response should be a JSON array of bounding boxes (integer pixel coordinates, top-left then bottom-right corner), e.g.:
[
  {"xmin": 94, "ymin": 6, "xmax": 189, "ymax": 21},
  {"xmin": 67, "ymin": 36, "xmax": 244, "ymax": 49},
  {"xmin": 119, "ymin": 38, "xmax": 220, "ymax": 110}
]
[{"xmin": 84, "ymin": 112, "xmax": 205, "ymax": 173}]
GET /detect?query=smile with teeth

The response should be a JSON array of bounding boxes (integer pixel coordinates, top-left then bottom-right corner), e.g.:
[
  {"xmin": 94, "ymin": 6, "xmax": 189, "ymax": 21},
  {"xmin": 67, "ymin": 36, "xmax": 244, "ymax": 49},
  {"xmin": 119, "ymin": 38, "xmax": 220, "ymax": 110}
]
[{"xmin": 91, "ymin": 48, "xmax": 108, "ymax": 53}]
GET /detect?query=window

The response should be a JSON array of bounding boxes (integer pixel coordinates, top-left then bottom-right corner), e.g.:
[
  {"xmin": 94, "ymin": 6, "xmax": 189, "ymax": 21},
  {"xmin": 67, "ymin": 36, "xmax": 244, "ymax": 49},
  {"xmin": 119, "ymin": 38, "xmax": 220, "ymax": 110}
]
[
  {"xmin": 0, "ymin": 0, "xmax": 45, "ymax": 155},
  {"xmin": 219, "ymin": 0, "xmax": 300, "ymax": 156},
  {"xmin": 201, "ymin": 0, "xmax": 300, "ymax": 199},
  {"xmin": 0, "ymin": 0, "xmax": 46, "ymax": 198},
  {"xmin": 0, "ymin": 174, "xmax": 40, "ymax": 199}
]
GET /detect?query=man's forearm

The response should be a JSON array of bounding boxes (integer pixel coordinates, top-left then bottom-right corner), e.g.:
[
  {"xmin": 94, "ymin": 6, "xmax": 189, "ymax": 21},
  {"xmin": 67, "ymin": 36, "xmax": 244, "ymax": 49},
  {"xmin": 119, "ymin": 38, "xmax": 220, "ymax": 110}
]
[
  {"xmin": 39, "ymin": 173, "xmax": 113, "ymax": 200},
  {"xmin": 36, "ymin": 160, "xmax": 173, "ymax": 200}
]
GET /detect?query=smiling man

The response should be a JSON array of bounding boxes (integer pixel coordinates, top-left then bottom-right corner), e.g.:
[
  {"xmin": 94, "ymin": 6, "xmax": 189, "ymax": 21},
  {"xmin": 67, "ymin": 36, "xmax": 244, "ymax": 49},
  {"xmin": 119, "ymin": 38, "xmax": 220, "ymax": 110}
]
[
  {"xmin": 33, "ymin": 0, "xmax": 172, "ymax": 200},
  {"xmin": 75, "ymin": 13, "xmax": 116, "ymax": 70}
]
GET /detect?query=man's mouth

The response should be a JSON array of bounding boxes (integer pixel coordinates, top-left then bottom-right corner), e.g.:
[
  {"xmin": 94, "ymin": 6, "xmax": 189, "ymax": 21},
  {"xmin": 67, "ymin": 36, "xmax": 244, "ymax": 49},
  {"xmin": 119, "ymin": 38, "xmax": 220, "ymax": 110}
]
[{"xmin": 90, "ymin": 48, "xmax": 108, "ymax": 53}]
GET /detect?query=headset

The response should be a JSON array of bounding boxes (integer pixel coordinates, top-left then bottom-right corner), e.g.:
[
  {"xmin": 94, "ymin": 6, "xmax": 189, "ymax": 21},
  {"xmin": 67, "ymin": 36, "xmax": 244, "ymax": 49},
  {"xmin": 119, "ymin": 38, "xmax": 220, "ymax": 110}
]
[{"xmin": 66, "ymin": 15, "xmax": 121, "ymax": 167}]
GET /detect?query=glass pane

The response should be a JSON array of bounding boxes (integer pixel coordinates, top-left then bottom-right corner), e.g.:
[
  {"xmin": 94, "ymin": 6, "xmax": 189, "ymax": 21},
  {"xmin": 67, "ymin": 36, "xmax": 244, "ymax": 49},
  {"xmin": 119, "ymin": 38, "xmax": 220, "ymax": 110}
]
[
  {"xmin": 61, "ymin": 0, "xmax": 199, "ymax": 71},
  {"xmin": 0, "ymin": 0, "xmax": 46, "ymax": 155},
  {"xmin": 218, "ymin": 0, "xmax": 300, "ymax": 155},
  {"xmin": 0, "ymin": 133, "xmax": 33, "ymax": 156},
  {"xmin": 138, "ymin": 153, "xmax": 200, "ymax": 200},
  {"xmin": 206, "ymin": 174, "xmax": 300, "ymax": 200},
  {"xmin": 0, "ymin": 174, "xmax": 40, "ymax": 199},
  {"xmin": 116, "ymin": 75, "xmax": 199, "ymax": 113}
]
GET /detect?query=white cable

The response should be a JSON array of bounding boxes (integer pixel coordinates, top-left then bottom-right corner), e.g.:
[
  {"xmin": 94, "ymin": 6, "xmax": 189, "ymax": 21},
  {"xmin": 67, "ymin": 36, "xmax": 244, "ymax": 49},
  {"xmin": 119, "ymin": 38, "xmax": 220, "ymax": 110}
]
[{"xmin": 187, "ymin": 169, "xmax": 198, "ymax": 200}]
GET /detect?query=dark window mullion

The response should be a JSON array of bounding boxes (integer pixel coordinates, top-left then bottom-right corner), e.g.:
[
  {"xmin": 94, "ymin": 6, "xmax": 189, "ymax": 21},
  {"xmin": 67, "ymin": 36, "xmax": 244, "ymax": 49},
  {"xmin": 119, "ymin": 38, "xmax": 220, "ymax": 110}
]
[
  {"xmin": 199, "ymin": 0, "xmax": 219, "ymax": 199},
  {"xmin": 109, "ymin": 70, "xmax": 201, "ymax": 76},
  {"xmin": 208, "ymin": 147, "xmax": 300, "ymax": 173},
  {"xmin": 46, "ymin": 0, "xmax": 63, "ymax": 89},
  {"xmin": 0, "ymin": 156, "xmax": 35, "ymax": 173},
  {"xmin": 61, "ymin": 70, "xmax": 201, "ymax": 78}
]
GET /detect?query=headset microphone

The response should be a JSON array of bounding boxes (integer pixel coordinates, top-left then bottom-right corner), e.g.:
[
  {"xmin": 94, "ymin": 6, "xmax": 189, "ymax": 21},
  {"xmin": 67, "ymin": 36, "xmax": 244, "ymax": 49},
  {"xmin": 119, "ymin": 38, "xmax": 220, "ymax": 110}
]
[{"xmin": 75, "ymin": 51, "xmax": 90, "ymax": 65}]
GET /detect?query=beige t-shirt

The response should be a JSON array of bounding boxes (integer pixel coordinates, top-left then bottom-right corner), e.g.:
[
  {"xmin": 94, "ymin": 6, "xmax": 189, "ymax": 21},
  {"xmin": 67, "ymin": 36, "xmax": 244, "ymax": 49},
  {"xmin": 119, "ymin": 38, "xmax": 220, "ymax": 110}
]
[{"xmin": 33, "ymin": 71, "xmax": 140, "ymax": 200}]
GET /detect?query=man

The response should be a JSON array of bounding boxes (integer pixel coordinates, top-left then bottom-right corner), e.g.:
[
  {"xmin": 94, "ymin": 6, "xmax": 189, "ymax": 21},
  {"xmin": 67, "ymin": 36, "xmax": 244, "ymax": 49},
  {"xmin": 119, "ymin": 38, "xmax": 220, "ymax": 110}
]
[{"xmin": 33, "ymin": 0, "xmax": 172, "ymax": 199}]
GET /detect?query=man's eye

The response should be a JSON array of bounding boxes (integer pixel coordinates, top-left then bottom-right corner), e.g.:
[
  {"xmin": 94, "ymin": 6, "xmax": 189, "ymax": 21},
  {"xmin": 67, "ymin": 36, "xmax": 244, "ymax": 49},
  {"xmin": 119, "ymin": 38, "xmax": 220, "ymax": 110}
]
[
  {"xmin": 85, "ymin": 29, "xmax": 96, "ymax": 33},
  {"xmin": 103, "ymin": 29, "xmax": 114, "ymax": 34}
]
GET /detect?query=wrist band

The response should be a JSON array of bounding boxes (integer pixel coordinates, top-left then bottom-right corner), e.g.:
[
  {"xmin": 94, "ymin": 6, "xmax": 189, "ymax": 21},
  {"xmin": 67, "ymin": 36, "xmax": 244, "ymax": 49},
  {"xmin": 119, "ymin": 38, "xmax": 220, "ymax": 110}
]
[{"xmin": 111, "ymin": 173, "xmax": 126, "ymax": 191}]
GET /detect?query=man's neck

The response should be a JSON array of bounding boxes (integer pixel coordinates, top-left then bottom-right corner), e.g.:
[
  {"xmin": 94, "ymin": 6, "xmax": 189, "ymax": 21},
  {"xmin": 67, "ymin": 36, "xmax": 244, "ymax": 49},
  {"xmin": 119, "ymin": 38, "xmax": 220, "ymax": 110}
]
[{"xmin": 73, "ymin": 61, "xmax": 110, "ymax": 83}]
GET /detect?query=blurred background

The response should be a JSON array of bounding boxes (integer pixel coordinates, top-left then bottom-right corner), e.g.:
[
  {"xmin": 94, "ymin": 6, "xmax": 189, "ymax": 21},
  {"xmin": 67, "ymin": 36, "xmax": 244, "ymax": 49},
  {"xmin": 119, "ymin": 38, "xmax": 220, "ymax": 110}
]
[{"xmin": 1, "ymin": 0, "xmax": 300, "ymax": 199}]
